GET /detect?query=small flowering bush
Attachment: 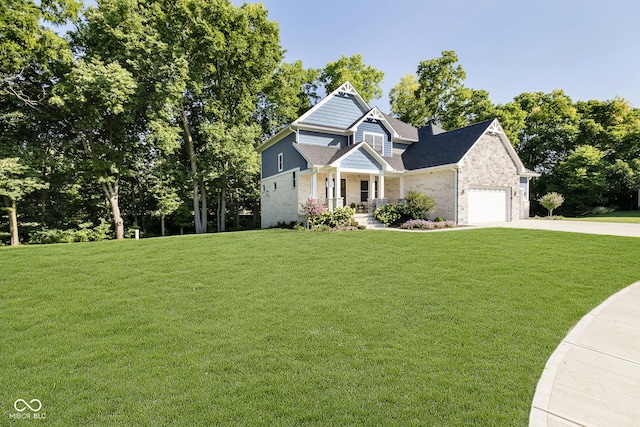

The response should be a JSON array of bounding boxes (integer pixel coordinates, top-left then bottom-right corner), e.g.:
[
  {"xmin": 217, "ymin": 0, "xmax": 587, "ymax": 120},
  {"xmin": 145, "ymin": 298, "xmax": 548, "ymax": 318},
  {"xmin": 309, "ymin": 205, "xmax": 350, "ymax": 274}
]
[
  {"xmin": 400, "ymin": 219, "xmax": 456, "ymax": 230},
  {"xmin": 301, "ymin": 197, "xmax": 326, "ymax": 225}
]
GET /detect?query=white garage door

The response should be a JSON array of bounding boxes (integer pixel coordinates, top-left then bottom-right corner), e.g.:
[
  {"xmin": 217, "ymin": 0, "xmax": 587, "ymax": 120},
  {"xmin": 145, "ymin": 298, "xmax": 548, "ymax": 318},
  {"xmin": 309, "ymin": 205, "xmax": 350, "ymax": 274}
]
[{"xmin": 468, "ymin": 188, "xmax": 507, "ymax": 223}]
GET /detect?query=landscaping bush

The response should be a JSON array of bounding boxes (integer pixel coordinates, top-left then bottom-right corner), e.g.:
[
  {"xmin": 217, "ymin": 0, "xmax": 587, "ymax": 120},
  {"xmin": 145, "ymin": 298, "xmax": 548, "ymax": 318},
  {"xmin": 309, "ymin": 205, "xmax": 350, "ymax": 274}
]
[
  {"xmin": 373, "ymin": 204, "xmax": 414, "ymax": 226},
  {"xmin": 405, "ymin": 191, "xmax": 437, "ymax": 219},
  {"xmin": 314, "ymin": 206, "xmax": 355, "ymax": 228},
  {"xmin": 400, "ymin": 219, "xmax": 456, "ymax": 230}
]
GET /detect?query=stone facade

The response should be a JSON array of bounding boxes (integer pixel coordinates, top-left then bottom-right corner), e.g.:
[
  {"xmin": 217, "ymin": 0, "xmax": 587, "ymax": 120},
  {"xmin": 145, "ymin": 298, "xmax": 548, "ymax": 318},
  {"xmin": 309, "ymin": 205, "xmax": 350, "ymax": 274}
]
[
  {"xmin": 260, "ymin": 170, "xmax": 302, "ymax": 228},
  {"xmin": 457, "ymin": 133, "xmax": 520, "ymax": 224},
  {"xmin": 405, "ymin": 169, "xmax": 456, "ymax": 221}
]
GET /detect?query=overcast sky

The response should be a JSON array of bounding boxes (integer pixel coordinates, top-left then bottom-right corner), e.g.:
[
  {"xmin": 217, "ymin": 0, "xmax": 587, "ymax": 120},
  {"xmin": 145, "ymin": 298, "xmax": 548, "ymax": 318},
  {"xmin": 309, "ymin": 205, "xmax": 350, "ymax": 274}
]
[{"xmin": 231, "ymin": 0, "xmax": 640, "ymax": 112}]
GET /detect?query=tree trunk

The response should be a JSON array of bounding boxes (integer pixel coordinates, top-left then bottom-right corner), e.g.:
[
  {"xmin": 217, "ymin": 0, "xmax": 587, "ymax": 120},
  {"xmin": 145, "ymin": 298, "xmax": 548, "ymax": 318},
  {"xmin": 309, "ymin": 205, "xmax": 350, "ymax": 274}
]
[
  {"xmin": 180, "ymin": 106, "xmax": 204, "ymax": 234},
  {"xmin": 102, "ymin": 180, "xmax": 124, "ymax": 239},
  {"xmin": 9, "ymin": 198, "xmax": 19, "ymax": 246},
  {"xmin": 200, "ymin": 181, "xmax": 207, "ymax": 233},
  {"xmin": 235, "ymin": 189, "xmax": 240, "ymax": 229},
  {"xmin": 161, "ymin": 214, "xmax": 165, "ymax": 236},
  {"xmin": 220, "ymin": 186, "xmax": 226, "ymax": 232}
]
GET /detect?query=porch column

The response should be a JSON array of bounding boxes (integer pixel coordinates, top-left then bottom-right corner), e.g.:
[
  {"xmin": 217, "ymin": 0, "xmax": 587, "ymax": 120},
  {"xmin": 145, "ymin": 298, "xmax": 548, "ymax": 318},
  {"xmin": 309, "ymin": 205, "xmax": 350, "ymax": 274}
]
[
  {"xmin": 369, "ymin": 174, "xmax": 376, "ymax": 200},
  {"xmin": 327, "ymin": 172, "xmax": 334, "ymax": 210},
  {"xmin": 399, "ymin": 175, "xmax": 405, "ymax": 200},
  {"xmin": 335, "ymin": 168, "xmax": 341, "ymax": 201},
  {"xmin": 310, "ymin": 169, "xmax": 317, "ymax": 199},
  {"xmin": 379, "ymin": 171, "xmax": 385, "ymax": 200}
]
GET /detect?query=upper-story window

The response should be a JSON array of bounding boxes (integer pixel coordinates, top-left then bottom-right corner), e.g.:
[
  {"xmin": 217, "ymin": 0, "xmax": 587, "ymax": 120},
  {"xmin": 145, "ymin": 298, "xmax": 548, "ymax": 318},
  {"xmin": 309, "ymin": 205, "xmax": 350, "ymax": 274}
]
[
  {"xmin": 277, "ymin": 152, "xmax": 283, "ymax": 172},
  {"xmin": 364, "ymin": 132, "xmax": 384, "ymax": 155}
]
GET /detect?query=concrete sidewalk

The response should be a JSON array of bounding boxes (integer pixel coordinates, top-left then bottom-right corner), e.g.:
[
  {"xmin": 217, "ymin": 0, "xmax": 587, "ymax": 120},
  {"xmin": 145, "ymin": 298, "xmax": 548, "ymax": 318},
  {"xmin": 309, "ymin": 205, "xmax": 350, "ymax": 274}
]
[
  {"xmin": 529, "ymin": 281, "xmax": 640, "ymax": 426},
  {"xmin": 474, "ymin": 219, "xmax": 640, "ymax": 238}
]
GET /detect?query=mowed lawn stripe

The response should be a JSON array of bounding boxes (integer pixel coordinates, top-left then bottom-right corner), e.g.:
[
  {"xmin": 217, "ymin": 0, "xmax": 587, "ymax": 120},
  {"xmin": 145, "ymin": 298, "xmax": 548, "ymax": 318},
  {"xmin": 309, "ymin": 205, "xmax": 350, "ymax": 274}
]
[{"xmin": 1, "ymin": 229, "xmax": 638, "ymax": 425}]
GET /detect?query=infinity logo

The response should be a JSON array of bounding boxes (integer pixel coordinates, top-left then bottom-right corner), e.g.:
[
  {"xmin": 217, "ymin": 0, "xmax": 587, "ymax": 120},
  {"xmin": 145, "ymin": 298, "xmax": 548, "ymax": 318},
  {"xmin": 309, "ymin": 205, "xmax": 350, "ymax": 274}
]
[{"xmin": 14, "ymin": 399, "xmax": 42, "ymax": 412}]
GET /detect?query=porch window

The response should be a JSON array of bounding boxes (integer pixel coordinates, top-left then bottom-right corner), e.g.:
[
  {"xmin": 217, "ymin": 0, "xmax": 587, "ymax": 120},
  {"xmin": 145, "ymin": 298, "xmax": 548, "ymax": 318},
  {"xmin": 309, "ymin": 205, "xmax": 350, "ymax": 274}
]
[
  {"xmin": 277, "ymin": 153, "xmax": 283, "ymax": 172},
  {"xmin": 364, "ymin": 132, "xmax": 384, "ymax": 155}
]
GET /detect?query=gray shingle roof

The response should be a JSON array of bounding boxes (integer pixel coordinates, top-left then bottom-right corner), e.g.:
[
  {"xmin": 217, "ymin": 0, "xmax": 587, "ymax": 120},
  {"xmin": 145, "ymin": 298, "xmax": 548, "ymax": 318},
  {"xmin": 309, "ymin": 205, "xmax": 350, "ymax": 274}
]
[
  {"xmin": 382, "ymin": 113, "xmax": 419, "ymax": 141},
  {"xmin": 402, "ymin": 120, "xmax": 492, "ymax": 170}
]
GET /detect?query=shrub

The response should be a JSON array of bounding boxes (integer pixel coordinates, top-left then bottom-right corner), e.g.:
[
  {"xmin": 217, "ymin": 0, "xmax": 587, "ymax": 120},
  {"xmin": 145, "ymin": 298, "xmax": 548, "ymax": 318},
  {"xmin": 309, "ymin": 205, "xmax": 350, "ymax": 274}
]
[
  {"xmin": 314, "ymin": 206, "xmax": 355, "ymax": 228},
  {"xmin": 400, "ymin": 219, "xmax": 457, "ymax": 230},
  {"xmin": 434, "ymin": 216, "xmax": 445, "ymax": 222},
  {"xmin": 310, "ymin": 224, "xmax": 331, "ymax": 232},
  {"xmin": 373, "ymin": 204, "xmax": 413, "ymax": 226},
  {"xmin": 405, "ymin": 191, "xmax": 437, "ymax": 219},
  {"xmin": 590, "ymin": 206, "xmax": 615, "ymax": 215},
  {"xmin": 301, "ymin": 197, "xmax": 326, "ymax": 225},
  {"xmin": 28, "ymin": 220, "xmax": 112, "ymax": 244},
  {"xmin": 538, "ymin": 192, "xmax": 564, "ymax": 217}
]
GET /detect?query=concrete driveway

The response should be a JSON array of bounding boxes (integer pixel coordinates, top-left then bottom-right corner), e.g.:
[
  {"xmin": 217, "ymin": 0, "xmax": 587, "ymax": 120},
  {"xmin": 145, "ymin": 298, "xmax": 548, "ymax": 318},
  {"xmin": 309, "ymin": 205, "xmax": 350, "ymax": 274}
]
[
  {"xmin": 529, "ymin": 281, "xmax": 640, "ymax": 426},
  {"xmin": 471, "ymin": 219, "xmax": 640, "ymax": 238}
]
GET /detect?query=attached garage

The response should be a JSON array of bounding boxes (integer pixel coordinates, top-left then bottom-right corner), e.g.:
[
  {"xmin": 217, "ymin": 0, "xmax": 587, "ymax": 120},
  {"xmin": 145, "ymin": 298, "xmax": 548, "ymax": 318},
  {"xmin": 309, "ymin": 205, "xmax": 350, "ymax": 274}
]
[{"xmin": 467, "ymin": 188, "xmax": 508, "ymax": 223}]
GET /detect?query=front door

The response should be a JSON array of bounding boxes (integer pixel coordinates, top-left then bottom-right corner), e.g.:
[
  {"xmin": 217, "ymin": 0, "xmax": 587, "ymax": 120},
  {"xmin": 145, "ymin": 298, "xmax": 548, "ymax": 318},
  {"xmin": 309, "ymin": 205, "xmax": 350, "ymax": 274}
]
[{"xmin": 340, "ymin": 179, "xmax": 346, "ymax": 207}]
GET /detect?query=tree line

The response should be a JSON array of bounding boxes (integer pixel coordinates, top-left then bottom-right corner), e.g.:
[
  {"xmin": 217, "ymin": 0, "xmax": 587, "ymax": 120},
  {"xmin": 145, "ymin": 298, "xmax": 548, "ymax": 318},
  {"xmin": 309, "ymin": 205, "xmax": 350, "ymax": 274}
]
[{"xmin": 2, "ymin": 1, "xmax": 638, "ymax": 245}]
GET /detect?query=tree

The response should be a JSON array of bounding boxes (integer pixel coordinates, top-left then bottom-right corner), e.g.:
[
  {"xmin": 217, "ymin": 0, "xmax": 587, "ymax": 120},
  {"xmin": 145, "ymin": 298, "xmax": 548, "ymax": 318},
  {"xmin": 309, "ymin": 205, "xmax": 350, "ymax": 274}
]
[
  {"xmin": 513, "ymin": 90, "xmax": 579, "ymax": 174},
  {"xmin": 1, "ymin": 0, "xmax": 80, "ymax": 107},
  {"xmin": 391, "ymin": 51, "xmax": 495, "ymax": 129},
  {"xmin": 537, "ymin": 192, "xmax": 564, "ymax": 217},
  {"xmin": 255, "ymin": 61, "xmax": 320, "ymax": 138},
  {"xmin": 51, "ymin": 59, "xmax": 139, "ymax": 239},
  {"xmin": 546, "ymin": 145, "xmax": 609, "ymax": 215},
  {"xmin": 389, "ymin": 74, "xmax": 427, "ymax": 127},
  {"xmin": 0, "ymin": 158, "xmax": 47, "ymax": 245},
  {"xmin": 319, "ymin": 54, "xmax": 384, "ymax": 103},
  {"xmin": 73, "ymin": 0, "xmax": 282, "ymax": 234}
]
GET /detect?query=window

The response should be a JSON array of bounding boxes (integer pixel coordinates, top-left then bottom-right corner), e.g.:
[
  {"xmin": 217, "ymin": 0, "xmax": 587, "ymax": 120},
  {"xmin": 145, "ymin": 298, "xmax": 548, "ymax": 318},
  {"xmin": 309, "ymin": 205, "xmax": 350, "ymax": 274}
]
[
  {"xmin": 364, "ymin": 132, "xmax": 384, "ymax": 154},
  {"xmin": 273, "ymin": 182, "xmax": 277, "ymax": 190},
  {"xmin": 292, "ymin": 171, "xmax": 296, "ymax": 188},
  {"xmin": 277, "ymin": 153, "xmax": 283, "ymax": 172}
]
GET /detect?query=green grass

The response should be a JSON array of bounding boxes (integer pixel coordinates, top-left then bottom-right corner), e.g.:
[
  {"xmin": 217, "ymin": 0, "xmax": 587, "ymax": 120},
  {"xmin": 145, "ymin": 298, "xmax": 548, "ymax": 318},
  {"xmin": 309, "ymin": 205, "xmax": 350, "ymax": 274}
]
[
  {"xmin": 2, "ymin": 229, "xmax": 639, "ymax": 426},
  {"xmin": 568, "ymin": 210, "xmax": 640, "ymax": 223}
]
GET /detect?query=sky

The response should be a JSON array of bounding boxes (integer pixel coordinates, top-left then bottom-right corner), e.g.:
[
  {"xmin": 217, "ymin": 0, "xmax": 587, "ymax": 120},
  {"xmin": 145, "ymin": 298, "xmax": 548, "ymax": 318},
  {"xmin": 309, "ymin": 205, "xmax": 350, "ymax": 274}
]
[{"xmin": 230, "ymin": 0, "xmax": 640, "ymax": 112}]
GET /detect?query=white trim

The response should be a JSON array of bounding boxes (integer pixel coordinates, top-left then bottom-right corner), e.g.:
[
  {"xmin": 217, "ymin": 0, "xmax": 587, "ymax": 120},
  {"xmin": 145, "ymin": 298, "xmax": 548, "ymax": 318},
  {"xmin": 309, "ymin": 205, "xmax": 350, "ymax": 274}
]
[
  {"xmin": 257, "ymin": 126, "xmax": 295, "ymax": 152},
  {"xmin": 330, "ymin": 141, "xmax": 391, "ymax": 171},
  {"xmin": 349, "ymin": 107, "xmax": 400, "ymax": 139},
  {"xmin": 363, "ymin": 131, "xmax": 384, "ymax": 154}
]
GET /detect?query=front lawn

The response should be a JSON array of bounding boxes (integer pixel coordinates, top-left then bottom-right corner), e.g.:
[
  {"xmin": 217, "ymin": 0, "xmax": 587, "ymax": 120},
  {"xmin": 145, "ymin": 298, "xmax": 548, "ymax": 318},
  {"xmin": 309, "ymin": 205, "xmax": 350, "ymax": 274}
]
[
  {"xmin": 2, "ymin": 229, "xmax": 639, "ymax": 425},
  {"xmin": 568, "ymin": 210, "xmax": 640, "ymax": 223}
]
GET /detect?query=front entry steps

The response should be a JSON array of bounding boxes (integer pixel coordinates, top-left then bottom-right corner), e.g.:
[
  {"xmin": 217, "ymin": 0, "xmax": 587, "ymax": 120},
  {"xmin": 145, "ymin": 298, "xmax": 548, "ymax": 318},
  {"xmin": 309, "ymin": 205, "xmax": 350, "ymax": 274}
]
[{"xmin": 353, "ymin": 213, "xmax": 386, "ymax": 230}]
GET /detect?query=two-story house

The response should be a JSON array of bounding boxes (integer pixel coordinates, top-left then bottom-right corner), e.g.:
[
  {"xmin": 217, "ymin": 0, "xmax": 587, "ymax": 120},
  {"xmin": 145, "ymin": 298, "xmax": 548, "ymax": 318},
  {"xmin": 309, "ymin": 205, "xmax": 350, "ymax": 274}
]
[{"xmin": 258, "ymin": 82, "xmax": 538, "ymax": 228}]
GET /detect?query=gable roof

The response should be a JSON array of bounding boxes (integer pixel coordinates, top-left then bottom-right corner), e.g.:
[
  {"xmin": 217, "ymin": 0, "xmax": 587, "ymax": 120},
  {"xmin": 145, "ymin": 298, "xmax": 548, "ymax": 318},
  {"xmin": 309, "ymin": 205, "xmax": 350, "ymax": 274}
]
[
  {"xmin": 294, "ymin": 81, "xmax": 370, "ymax": 129},
  {"xmin": 381, "ymin": 113, "xmax": 419, "ymax": 142},
  {"xmin": 403, "ymin": 120, "xmax": 492, "ymax": 170}
]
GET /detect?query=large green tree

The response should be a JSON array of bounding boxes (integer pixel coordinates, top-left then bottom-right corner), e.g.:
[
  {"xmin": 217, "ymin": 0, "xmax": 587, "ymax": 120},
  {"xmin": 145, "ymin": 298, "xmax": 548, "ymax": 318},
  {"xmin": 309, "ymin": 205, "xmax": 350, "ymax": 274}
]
[
  {"xmin": 73, "ymin": 0, "xmax": 281, "ymax": 234},
  {"xmin": 319, "ymin": 54, "xmax": 384, "ymax": 103},
  {"xmin": 51, "ymin": 59, "xmax": 139, "ymax": 239},
  {"xmin": 0, "ymin": 158, "xmax": 47, "ymax": 245},
  {"xmin": 390, "ymin": 51, "xmax": 495, "ymax": 129}
]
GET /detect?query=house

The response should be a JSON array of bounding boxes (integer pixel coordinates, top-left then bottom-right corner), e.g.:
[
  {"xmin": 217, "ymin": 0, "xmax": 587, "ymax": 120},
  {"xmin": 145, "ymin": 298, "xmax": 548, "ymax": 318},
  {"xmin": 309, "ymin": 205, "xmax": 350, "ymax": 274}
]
[{"xmin": 257, "ymin": 82, "xmax": 538, "ymax": 228}]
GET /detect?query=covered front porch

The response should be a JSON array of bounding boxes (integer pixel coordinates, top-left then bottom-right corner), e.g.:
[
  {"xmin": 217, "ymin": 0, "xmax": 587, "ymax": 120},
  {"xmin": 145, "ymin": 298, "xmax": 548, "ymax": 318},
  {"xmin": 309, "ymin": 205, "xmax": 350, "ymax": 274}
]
[{"xmin": 301, "ymin": 167, "xmax": 405, "ymax": 213}]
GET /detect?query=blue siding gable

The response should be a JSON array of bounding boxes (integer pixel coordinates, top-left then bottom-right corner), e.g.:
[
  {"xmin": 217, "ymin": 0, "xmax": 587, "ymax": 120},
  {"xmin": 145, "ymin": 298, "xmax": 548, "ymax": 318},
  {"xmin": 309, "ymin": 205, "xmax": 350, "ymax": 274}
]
[
  {"xmin": 262, "ymin": 133, "xmax": 307, "ymax": 178},
  {"xmin": 302, "ymin": 94, "xmax": 368, "ymax": 129},
  {"xmin": 355, "ymin": 120, "xmax": 392, "ymax": 156},
  {"xmin": 340, "ymin": 147, "xmax": 381, "ymax": 171},
  {"xmin": 299, "ymin": 130, "xmax": 348, "ymax": 148}
]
